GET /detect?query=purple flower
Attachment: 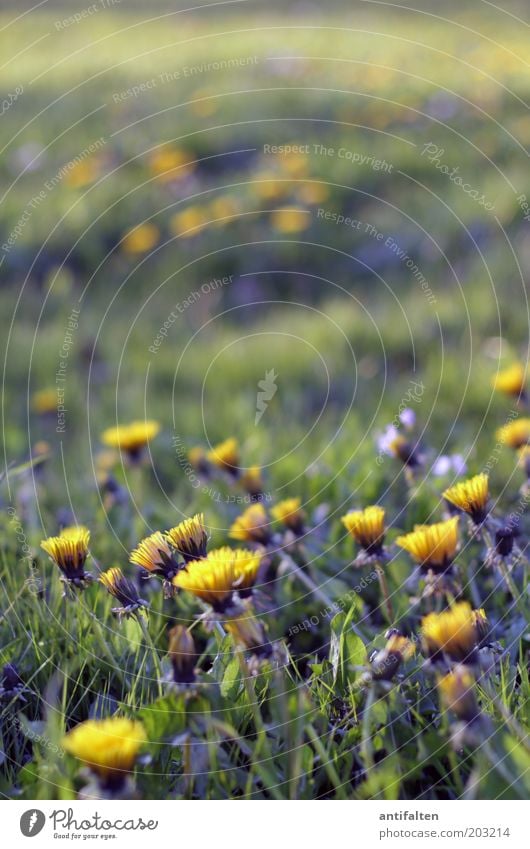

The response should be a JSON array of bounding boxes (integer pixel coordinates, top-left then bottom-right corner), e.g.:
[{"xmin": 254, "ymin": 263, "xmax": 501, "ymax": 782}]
[
  {"xmin": 377, "ymin": 425, "xmax": 400, "ymax": 456},
  {"xmin": 399, "ymin": 408, "xmax": 416, "ymax": 429}
]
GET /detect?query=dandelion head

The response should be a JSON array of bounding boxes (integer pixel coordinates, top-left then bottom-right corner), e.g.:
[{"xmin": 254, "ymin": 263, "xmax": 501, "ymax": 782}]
[
  {"xmin": 442, "ymin": 474, "xmax": 489, "ymax": 523},
  {"xmin": 396, "ymin": 517, "xmax": 459, "ymax": 571},
  {"xmin": 341, "ymin": 505, "xmax": 385, "ymax": 554}
]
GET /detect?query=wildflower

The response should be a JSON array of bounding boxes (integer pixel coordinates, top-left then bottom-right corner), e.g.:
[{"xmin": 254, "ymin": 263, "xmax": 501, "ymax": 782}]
[
  {"xmin": 271, "ymin": 497, "xmax": 305, "ymax": 534},
  {"xmin": 388, "ymin": 434, "xmax": 422, "ymax": 468},
  {"xmin": 421, "ymin": 601, "xmax": 479, "ymax": 663},
  {"xmin": 122, "ymin": 223, "xmax": 159, "ymax": 255},
  {"xmin": 209, "ymin": 195, "xmax": 240, "ymax": 224},
  {"xmin": 270, "ymin": 208, "xmax": 310, "ymax": 233},
  {"xmin": 101, "ymin": 420, "xmax": 160, "ymax": 461},
  {"xmin": 148, "ymin": 146, "xmax": 193, "ymax": 180},
  {"xmin": 297, "ymin": 182, "xmax": 329, "ymax": 205},
  {"xmin": 168, "ymin": 625, "xmax": 197, "ymax": 685},
  {"xmin": 32, "ymin": 388, "xmax": 57, "ymax": 415},
  {"xmin": 496, "ymin": 418, "xmax": 530, "ymax": 449},
  {"xmin": 41, "ymin": 526, "xmax": 92, "ymax": 588},
  {"xmin": 399, "ymin": 408, "xmax": 416, "ymax": 429},
  {"xmin": 62, "ymin": 717, "xmax": 146, "ymax": 790},
  {"xmin": 370, "ymin": 632, "xmax": 415, "ymax": 681},
  {"xmin": 396, "ymin": 517, "xmax": 459, "ymax": 571},
  {"xmin": 432, "ymin": 453, "xmax": 467, "ymax": 477},
  {"xmin": 442, "ymin": 473, "xmax": 489, "ymax": 524},
  {"xmin": 518, "ymin": 445, "xmax": 530, "ymax": 477},
  {"xmin": 170, "ymin": 206, "xmax": 207, "ymax": 237},
  {"xmin": 99, "ymin": 567, "xmax": 147, "ymax": 618},
  {"xmin": 166, "ymin": 513, "xmax": 208, "ymax": 563},
  {"xmin": 494, "ymin": 519, "xmax": 519, "ymax": 557},
  {"xmin": 225, "ymin": 609, "xmax": 272, "ymax": 658},
  {"xmin": 229, "ymin": 503, "xmax": 271, "ymax": 545},
  {"xmin": 437, "ymin": 665, "xmax": 478, "ymax": 721},
  {"xmin": 341, "ymin": 505, "xmax": 385, "ymax": 556},
  {"xmin": 173, "ymin": 546, "xmax": 262, "ymax": 612},
  {"xmin": 472, "ymin": 608, "xmax": 489, "ymax": 645},
  {"xmin": 130, "ymin": 531, "xmax": 180, "ymax": 595},
  {"xmin": 207, "ymin": 437, "xmax": 240, "ymax": 476},
  {"xmin": 240, "ymin": 465, "xmax": 264, "ymax": 499},
  {"xmin": 491, "ymin": 362, "xmax": 526, "ymax": 399},
  {"xmin": 187, "ymin": 446, "xmax": 210, "ymax": 475}
]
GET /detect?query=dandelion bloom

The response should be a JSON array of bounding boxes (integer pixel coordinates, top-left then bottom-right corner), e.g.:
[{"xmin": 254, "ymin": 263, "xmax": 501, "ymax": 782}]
[
  {"xmin": 207, "ymin": 437, "xmax": 240, "ymax": 475},
  {"xmin": 166, "ymin": 513, "xmax": 208, "ymax": 563},
  {"xmin": 148, "ymin": 146, "xmax": 193, "ymax": 180},
  {"xmin": 229, "ymin": 503, "xmax": 271, "ymax": 544},
  {"xmin": 41, "ymin": 526, "xmax": 91, "ymax": 585},
  {"xmin": 122, "ymin": 223, "xmax": 159, "ymax": 255},
  {"xmin": 99, "ymin": 567, "xmax": 145, "ymax": 616},
  {"xmin": 496, "ymin": 417, "xmax": 530, "ymax": 449},
  {"xmin": 170, "ymin": 206, "xmax": 207, "ymax": 237},
  {"xmin": 396, "ymin": 517, "xmax": 459, "ymax": 571},
  {"xmin": 173, "ymin": 546, "xmax": 262, "ymax": 611},
  {"xmin": 130, "ymin": 531, "xmax": 179, "ymax": 581},
  {"xmin": 168, "ymin": 625, "xmax": 197, "ymax": 684},
  {"xmin": 32, "ymin": 388, "xmax": 57, "ymax": 415},
  {"xmin": 240, "ymin": 465, "xmax": 264, "ymax": 498},
  {"xmin": 491, "ymin": 362, "xmax": 526, "ymax": 398},
  {"xmin": 188, "ymin": 446, "xmax": 209, "ymax": 474},
  {"xmin": 437, "ymin": 665, "xmax": 478, "ymax": 721},
  {"xmin": 62, "ymin": 717, "xmax": 146, "ymax": 786},
  {"xmin": 371, "ymin": 632, "xmax": 415, "ymax": 680},
  {"xmin": 271, "ymin": 497, "xmax": 305, "ymax": 534},
  {"xmin": 101, "ymin": 420, "xmax": 160, "ymax": 461},
  {"xmin": 421, "ymin": 601, "xmax": 479, "ymax": 662},
  {"xmin": 442, "ymin": 473, "xmax": 489, "ymax": 523},
  {"xmin": 270, "ymin": 208, "xmax": 310, "ymax": 233},
  {"xmin": 341, "ymin": 505, "xmax": 385, "ymax": 554}
]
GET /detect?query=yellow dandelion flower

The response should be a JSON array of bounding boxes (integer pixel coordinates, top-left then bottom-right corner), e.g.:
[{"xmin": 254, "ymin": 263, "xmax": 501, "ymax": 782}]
[
  {"xmin": 442, "ymin": 473, "xmax": 489, "ymax": 523},
  {"xmin": 297, "ymin": 182, "xmax": 329, "ymax": 204},
  {"xmin": 32, "ymin": 388, "xmax": 57, "ymax": 415},
  {"xmin": 229, "ymin": 503, "xmax": 271, "ymax": 544},
  {"xmin": 271, "ymin": 497, "xmax": 305, "ymax": 534},
  {"xmin": 168, "ymin": 625, "xmax": 197, "ymax": 684},
  {"xmin": 169, "ymin": 206, "xmax": 207, "ymax": 237},
  {"xmin": 41, "ymin": 527, "xmax": 90, "ymax": 583},
  {"xmin": 254, "ymin": 174, "xmax": 289, "ymax": 201},
  {"xmin": 421, "ymin": 601, "xmax": 478, "ymax": 662},
  {"xmin": 371, "ymin": 632, "xmax": 415, "ymax": 680},
  {"xmin": 209, "ymin": 195, "xmax": 239, "ymax": 224},
  {"xmin": 99, "ymin": 567, "xmax": 143, "ymax": 614},
  {"xmin": 437, "ymin": 665, "xmax": 478, "ymax": 721},
  {"xmin": 207, "ymin": 437, "xmax": 240, "ymax": 475},
  {"xmin": 341, "ymin": 505, "xmax": 385, "ymax": 553},
  {"xmin": 148, "ymin": 146, "xmax": 194, "ymax": 181},
  {"xmin": 279, "ymin": 151, "xmax": 309, "ymax": 177},
  {"xmin": 270, "ymin": 207, "xmax": 310, "ymax": 233},
  {"xmin": 496, "ymin": 417, "xmax": 530, "ymax": 449},
  {"xmin": 173, "ymin": 546, "xmax": 262, "ymax": 611},
  {"xmin": 62, "ymin": 717, "xmax": 146, "ymax": 785},
  {"xmin": 187, "ymin": 445, "xmax": 210, "ymax": 474},
  {"xmin": 166, "ymin": 513, "xmax": 208, "ymax": 563},
  {"xmin": 492, "ymin": 362, "xmax": 526, "ymax": 397},
  {"xmin": 63, "ymin": 157, "xmax": 101, "ymax": 189},
  {"xmin": 130, "ymin": 531, "xmax": 178, "ymax": 580},
  {"xmin": 396, "ymin": 517, "xmax": 459, "ymax": 570},
  {"xmin": 388, "ymin": 434, "xmax": 421, "ymax": 467},
  {"xmin": 240, "ymin": 465, "xmax": 264, "ymax": 497},
  {"xmin": 122, "ymin": 223, "xmax": 159, "ymax": 255},
  {"xmin": 101, "ymin": 420, "xmax": 160, "ymax": 459}
]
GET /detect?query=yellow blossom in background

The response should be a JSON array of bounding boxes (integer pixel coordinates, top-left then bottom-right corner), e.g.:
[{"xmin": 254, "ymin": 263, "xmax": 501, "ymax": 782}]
[
  {"xmin": 148, "ymin": 146, "xmax": 194, "ymax": 181},
  {"xmin": 207, "ymin": 437, "xmax": 240, "ymax": 474},
  {"xmin": 62, "ymin": 717, "xmax": 146, "ymax": 784},
  {"xmin": 492, "ymin": 362, "xmax": 526, "ymax": 397},
  {"xmin": 396, "ymin": 517, "xmax": 459, "ymax": 570},
  {"xmin": 271, "ymin": 497, "xmax": 305, "ymax": 533},
  {"xmin": 32, "ymin": 388, "xmax": 57, "ymax": 415},
  {"xmin": 101, "ymin": 420, "xmax": 160, "ymax": 458},
  {"xmin": 496, "ymin": 417, "xmax": 530, "ymax": 449},
  {"xmin": 240, "ymin": 465, "xmax": 264, "ymax": 497},
  {"xmin": 191, "ymin": 88, "xmax": 218, "ymax": 117},
  {"xmin": 442, "ymin": 473, "xmax": 489, "ymax": 523},
  {"xmin": 270, "ymin": 207, "xmax": 311, "ymax": 233},
  {"xmin": 254, "ymin": 174, "xmax": 289, "ymax": 201},
  {"xmin": 278, "ymin": 151, "xmax": 309, "ymax": 177},
  {"xmin": 170, "ymin": 206, "xmax": 207, "ymax": 237},
  {"xmin": 209, "ymin": 195, "xmax": 240, "ymax": 224},
  {"xmin": 188, "ymin": 445, "xmax": 209, "ymax": 473},
  {"xmin": 166, "ymin": 513, "xmax": 208, "ymax": 563},
  {"xmin": 225, "ymin": 608, "xmax": 272, "ymax": 657},
  {"xmin": 122, "ymin": 223, "xmax": 159, "ymax": 255},
  {"xmin": 341, "ymin": 505, "xmax": 385, "ymax": 552},
  {"xmin": 130, "ymin": 531, "xmax": 177, "ymax": 582},
  {"xmin": 229, "ymin": 503, "xmax": 271, "ymax": 544},
  {"xmin": 173, "ymin": 546, "xmax": 262, "ymax": 610},
  {"xmin": 63, "ymin": 156, "xmax": 102, "ymax": 189},
  {"xmin": 437, "ymin": 665, "xmax": 478, "ymax": 721},
  {"xmin": 421, "ymin": 601, "xmax": 478, "ymax": 661}
]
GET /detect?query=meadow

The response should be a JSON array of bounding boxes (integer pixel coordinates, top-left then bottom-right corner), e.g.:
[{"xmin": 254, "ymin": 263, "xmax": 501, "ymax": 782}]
[{"xmin": 0, "ymin": 0, "xmax": 529, "ymax": 801}]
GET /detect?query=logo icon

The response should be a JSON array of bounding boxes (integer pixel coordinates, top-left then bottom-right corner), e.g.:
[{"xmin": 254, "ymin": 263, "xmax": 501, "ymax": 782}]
[
  {"xmin": 255, "ymin": 369, "xmax": 278, "ymax": 425},
  {"xmin": 20, "ymin": 810, "xmax": 46, "ymax": 837}
]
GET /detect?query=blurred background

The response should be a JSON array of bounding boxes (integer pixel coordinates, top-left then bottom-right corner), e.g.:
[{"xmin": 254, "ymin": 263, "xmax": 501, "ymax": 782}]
[{"xmin": 1, "ymin": 0, "xmax": 529, "ymax": 528}]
